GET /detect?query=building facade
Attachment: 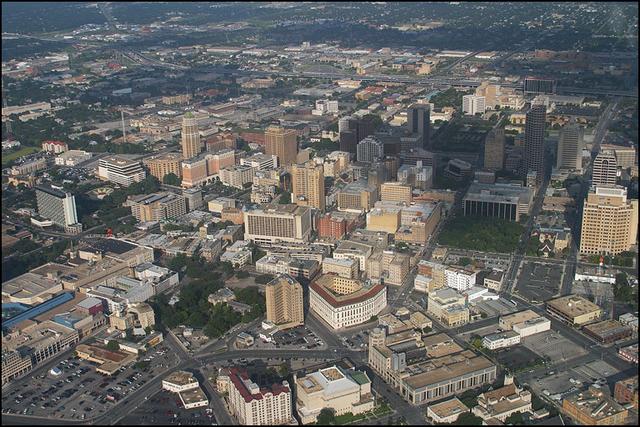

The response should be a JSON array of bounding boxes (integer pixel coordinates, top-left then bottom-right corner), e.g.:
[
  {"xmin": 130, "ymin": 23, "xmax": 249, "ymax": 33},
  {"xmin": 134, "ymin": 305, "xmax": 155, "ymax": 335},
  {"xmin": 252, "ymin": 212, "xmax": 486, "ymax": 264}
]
[{"xmin": 265, "ymin": 275, "xmax": 304, "ymax": 330}]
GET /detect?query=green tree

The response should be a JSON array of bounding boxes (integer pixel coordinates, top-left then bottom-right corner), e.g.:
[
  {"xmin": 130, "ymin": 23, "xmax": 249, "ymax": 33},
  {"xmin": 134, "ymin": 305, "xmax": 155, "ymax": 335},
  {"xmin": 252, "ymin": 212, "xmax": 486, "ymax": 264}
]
[
  {"xmin": 106, "ymin": 340, "xmax": 119, "ymax": 351},
  {"xmin": 236, "ymin": 271, "xmax": 250, "ymax": 279},
  {"xmin": 163, "ymin": 173, "xmax": 181, "ymax": 186},
  {"xmin": 453, "ymin": 412, "xmax": 483, "ymax": 425},
  {"xmin": 505, "ymin": 411, "xmax": 524, "ymax": 425},
  {"xmin": 278, "ymin": 191, "xmax": 291, "ymax": 204},
  {"xmin": 317, "ymin": 408, "xmax": 336, "ymax": 425}
]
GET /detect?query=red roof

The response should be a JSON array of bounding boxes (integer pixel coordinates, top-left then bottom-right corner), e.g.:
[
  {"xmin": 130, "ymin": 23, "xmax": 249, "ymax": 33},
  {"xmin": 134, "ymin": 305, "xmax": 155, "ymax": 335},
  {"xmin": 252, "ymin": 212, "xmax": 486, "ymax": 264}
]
[
  {"xmin": 228, "ymin": 367, "xmax": 290, "ymax": 403},
  {"xmin": 310, "ymin": 280, "xmax": 385, "ymax": 308}
]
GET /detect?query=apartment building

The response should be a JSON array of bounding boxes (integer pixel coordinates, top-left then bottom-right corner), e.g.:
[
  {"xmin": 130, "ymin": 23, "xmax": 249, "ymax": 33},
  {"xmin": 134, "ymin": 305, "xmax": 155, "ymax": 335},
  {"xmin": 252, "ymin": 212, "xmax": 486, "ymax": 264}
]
[
  {"xmin": 244, "ymin": 204, "xmax": 312, "ymax": 244},
  {"xmin": 125, "ymin": 192, "xmax": 187, "ymax": 222},
  {"xmin": 35, "ymin": 185, "xmax": 81, "ymax": 233},
  {"xmin": 380, "ymin": 182, "xmax": 412, "ymax": 204},
  {"xmin": 265, "ymin": 126, "xmax": 298, "ymax": 166},
  {"xmin": 265, "ymin": 275, "xmax": 304, "ymax": 330},
  {"xmin": 291, "ymin": 161, "xmax": 325, "ymax": 211},
  {"xmin": 444, "ymin": 267, "xmax": 477, "ymax": 292},
  {"xmin": 143, "ymin": 152, "xmax": 183, "ymax": 181}
]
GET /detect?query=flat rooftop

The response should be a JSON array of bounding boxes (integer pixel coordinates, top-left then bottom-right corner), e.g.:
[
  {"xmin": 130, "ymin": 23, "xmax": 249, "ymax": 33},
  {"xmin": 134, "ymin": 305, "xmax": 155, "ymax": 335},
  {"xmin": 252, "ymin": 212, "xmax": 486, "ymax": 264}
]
[
  {"xmin": 546, "ymin": 295, "xmax": 602, "ymax": 318},
  {"xmin": 165, "ymin": 370, "xmax": 198, "ymax": 387},
  {"xmin": 404, "ymin": 352, "xmax": 495, "ymax": 391},
  {"xmin": 563, "ymin": 387, "xmax": 627, "ymax": 421},
  {"xmin": 179, "ymin": 387, "xmax": 208, "ymax": 406},
  {"xmin": 500, "ymin": 309, "xmax": 539, "ymax": 328},
  {"xmin": 583, "ymin": 320, "xmax": 632, "ymax": 338},
  {"xmin": 428, "ymin": 397, "xmax": 469, "ymax": 419}
]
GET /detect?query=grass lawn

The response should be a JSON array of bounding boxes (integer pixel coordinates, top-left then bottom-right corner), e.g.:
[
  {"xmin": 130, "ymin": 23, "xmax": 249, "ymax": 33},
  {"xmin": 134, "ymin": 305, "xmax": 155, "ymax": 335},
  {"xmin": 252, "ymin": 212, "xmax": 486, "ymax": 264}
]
[
  {"xmin": 1, "ymin": 146, "xmax": 40, "ymax": 166},
  {"xmin": 438, "ymin": 215, "xmax": 524, "ymax": 253}
]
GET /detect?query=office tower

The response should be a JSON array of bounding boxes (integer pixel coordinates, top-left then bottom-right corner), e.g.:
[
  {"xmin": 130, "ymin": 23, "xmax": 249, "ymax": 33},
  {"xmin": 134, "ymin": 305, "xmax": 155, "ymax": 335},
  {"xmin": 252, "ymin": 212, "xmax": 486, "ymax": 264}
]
[
  {"xmin": 523, "ymin": 77, "xmax": 556, "ymax": 94},
  {"xmin": 523, "ymin": 104, "xmax": 546, "ymax": 184},
  {"xmin": 592, "ymin": 150, "xmax": 618, "ymax": 186},
  {"xmin": 356, "ymin": 136, "xmax": 384, "ymax": 163},
  {"xmin": 265, "ymin": 126, "xmax": 298, "ymax": 166},
  {"xmin": 580, "ymin": 186, "xmax": 638, "ymax": 255},
  {"xmin": 291, "ymin": 161, "xmax": 325, "ymax": 211},
  {"xmin": 97, "ymin": 155, "xmax": 146, "ymax": 186},
  {"xmin": 462, "ymin": 95, "xmax": 486, "ymax": 116},
  {"xmin": 243, "ymin": 204, "xmax": 312, "ymax": 244},
  {"xmin": 407, "ymin": 104, "xmax": 431, "ymax": 150},
  {"xmin": 484, "ymin": 128, "xmax": 505, "ymax": 171},
  {"xmin": 35, "ymin": 186, "xmax": 81, "ymax": 232},
  {"xmin": 143, "ymin": 152, "xmax": 183, "ymax": 181},
  {"xmin": 600, "ymin": 144, "xmax": 637, "ymax": 169},
  {"xmin": 265, "ymin": 275, "xmax": 304, "ymax": 330},
  {"xmin": 380, "ymin": 182, "xmax": 412, "ymax": 204},
  {"xmin": 181, "ymin": 112, "xmax": 201, "ymax": 160},
  {"xmin": 126, "ymin": 192, "xmax": 187, "ymax": 222},
  {"xmin": 556, "ymin": 124, "xmax": 584, "ymax": 172},
  {"xmin": 338, "ymin": 116, "xmax": 352, "ymax": 133},
  {"xmin": 339, "ymin": 117, "xmax": 376, "ymax": 155}
]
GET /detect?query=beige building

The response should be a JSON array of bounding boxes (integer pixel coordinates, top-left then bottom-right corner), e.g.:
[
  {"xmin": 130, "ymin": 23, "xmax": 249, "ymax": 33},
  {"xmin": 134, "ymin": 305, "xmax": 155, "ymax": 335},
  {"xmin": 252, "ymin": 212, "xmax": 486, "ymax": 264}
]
[
  {"xmin": 337, "ymin": 181, "xmax": 378, "ymax": 212},
  {"xmin": 181, "ymin": 113, "xmax": 201, "ymax": 160},
  {"xmin": 291, "ymin": 161, "xmax": 325, "ymax": 211},
  {"xmin": 265, "ymin": 275, "xmax": 304, "ymax": 330},
  {"xmin": 243, "ymin": 204, "xmax": 312, "ymax": 244},
  {"xmin": 600, "ymin": 143, "xmax": 637, "ymax": 169},
  {"xmin": 546, "ymin": 294, "xmax": 602, "ymax": 326},
  {"xmin": 125, "ymin": 192, "xmax": 187, "ymax": 222},
  {"xmin": 322, "ymin": 257, "xmax": 359, "ymax": 279},
  {"xmin": 220, "ymin": 164, "xmax": 255, "ymax": 189},
  {"xmin": 143, "ymin": 152, "xmax": 183, "ymax": 181},
  {"xmin": 265, "ymin": 126, "xmax": 298, "ymax": 166},
  {"xmin": 366, "ymin": 207, "xmax": 401, "ymax": 234},
  {"xmin": 472, "ymin": 382, "xmax": 532, "ymax": 422},
  {"xmin": 226, "ymin": 367, "xmax": 293, "ymax": 425},
  {"xmin": 580, "ymin": 185, "xmax": 638, "ymax": 255},
  {"xmin": 484, "ymin": 128, "xmax": 505, "ymax": 171},
  {"xmin": 562, "ymin": 386, "xmax": 628, "ymax": 425},
  {"xmin": 380, "ymin": 182, "xmax": 412, "ymax": 204},
  {"xmin": 427, "ymin": 288, "xmax": 469, "ymax": 327},
  {"xmin": 367, "ymin": 250, "xmax": 411, "ymax": 286},
  {"xmin": 427, "ymin": 398, "xmax": 470, "ymax": 424},
  {"xmin": 295, "ymin": 366, "xmax": 375, "ymax": 424}
]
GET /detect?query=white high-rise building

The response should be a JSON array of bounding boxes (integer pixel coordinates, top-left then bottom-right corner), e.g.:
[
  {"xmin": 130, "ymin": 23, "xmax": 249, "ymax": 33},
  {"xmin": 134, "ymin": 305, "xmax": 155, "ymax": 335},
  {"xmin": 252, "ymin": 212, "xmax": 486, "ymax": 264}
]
[
  {"xmin": 356, "ymin": 136, "xmax": 384, "ymax": 163},
  {"xmin": 462, "ymin": 95, "xmax": 486, "ymax": 116},
  {"xmin": 592, "ymin": 150, "xmax": 617, "ymax": 186},
  {"xmin": 98, "ymin": 155, "xmax": 146, "ymax": 186},
  {"xmin": 35, "ymin": 186, "xmax": 82, "ymax": 233}
]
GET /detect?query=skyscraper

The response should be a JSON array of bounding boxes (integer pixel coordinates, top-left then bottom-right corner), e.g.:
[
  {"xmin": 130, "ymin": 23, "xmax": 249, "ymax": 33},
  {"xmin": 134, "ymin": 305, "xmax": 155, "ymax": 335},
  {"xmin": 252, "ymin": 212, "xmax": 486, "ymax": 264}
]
[
  {"xmin": 523, "ymin": 104, "xmax": 546, "ymax": 184},
  {"xmin": 265, "ymin": 126, "xmax": 298, "ymax": 166},
  {"xmin": 407, "ymin": 104, "xmax": 431, "ymax": 150},
  {"xmin": 556, "ymin": 124, "xmax": 584, "ymax": 172},
  {"xmin": 580, "ymin": 186, "xmax": 638, "ymax": 255},
  {"xmin": 339, "ymin": 117, "xmax": 376, "ymax": 154},
  {"xmin": 181, "ymin": 112, "xmax": 201, "ymax": 160},
  {"xmin": 265, "ymin": 275, "xmax": 304, "ymax": 330},
  {"xmin": 484, "ymin": 128, "xmax": 505, "ymax": 171},
  {"xmin": 356, "ymin": 136, "xmax": 384, "ymax": 163},
  {"xmin": 35, "ymin": 186, "xmax": 82, "ymax": 233},
  {"xmin": 592, "ymin": 150, "xmax": 617, "ymax": 186},
  {"xmin": 291, "ymin": 161, "xmax": 326, "ymax": 211}
]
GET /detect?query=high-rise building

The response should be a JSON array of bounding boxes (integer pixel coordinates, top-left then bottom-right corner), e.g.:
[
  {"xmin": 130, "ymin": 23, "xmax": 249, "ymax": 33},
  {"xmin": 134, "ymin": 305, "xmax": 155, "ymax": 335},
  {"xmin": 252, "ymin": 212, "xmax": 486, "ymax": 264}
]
[
  {"xmin": 265, "ymin": 126, "xmax": 298, "ymax": 166},
  {"xmin": 484, "ymin": 128, "xmax": 505, "ymax": 171},
  {"xmin": 462, "ymin": 95, "xmax": 486, "ymax": 116},
  {"xmin": 35, "ymin": 186, "xmax": 82, "ymax": 233},
  {"xmin": 265, "ymin": 275, "xmax": 304, "ymax": 330},
  {"xmin": 291, "ymin": 161, "xmax": 325, "ymax": 211},
  {"xmin": 181, "ymin": 113, "xmax": 201, "ymax": 160},
  {"xmin": 600, "ymin": 144, "xmax": 637, "ymax": 169},
  {"xmin": 592, "ymin": 150, "xmax": 617, "ymax": 186},
  {"xmin": 143, "ymin": 152, "xmax": 183, "ymax": 181},
  {"xmin": 523, "ymin": 104, "xmax": 546, "ymax": 184},
  {"xmin": 380, "ymin": 182, "xmax": 412, "ymax": 204},
  {"xmin": 97, "ymin": 156, "xmax": 146, "ymax": 187},
  {"xmin": 523, "ymin": 77, "xmax": 556, "ymax": 94},
  {"xmin": 579, "ymin": 185, "xmax": 638, "ymax": 255},
  {"xmin": 407, "ymin": 104, "xmax": 431, "ymax": 150},
  {"xmin": 556, "ymin": 124, "xmax": 584, "ymax": 172},
  {"xmin": 126, "ymin": 192, "xmax": 187, "ymax": 222},
  {"xmin": 356, "ymin": 136, "xmax": 384, "ymax": 163},
  {"xmin": 244, "ymin": 204, "xmax": 312, "ymax": 244},
  {"xmin": 339, "ymin": 117, "xmax": 376, "ymax": 154}
]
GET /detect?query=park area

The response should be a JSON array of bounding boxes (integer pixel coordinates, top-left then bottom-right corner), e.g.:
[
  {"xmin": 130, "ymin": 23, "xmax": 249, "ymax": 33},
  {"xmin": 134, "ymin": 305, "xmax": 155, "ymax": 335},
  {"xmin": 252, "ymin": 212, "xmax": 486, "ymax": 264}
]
[{"xmin": 438, "ymin": 216, "xmax": 524, "ymax": 253}]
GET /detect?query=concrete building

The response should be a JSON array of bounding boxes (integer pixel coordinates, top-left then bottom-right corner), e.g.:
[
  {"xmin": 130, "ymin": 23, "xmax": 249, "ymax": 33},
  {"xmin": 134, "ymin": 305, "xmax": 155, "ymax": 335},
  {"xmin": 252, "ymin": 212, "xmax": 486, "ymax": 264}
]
[
  {"xmin": 407, "ymin": 104, "xmax": 431, "ymax": 150},
  {"xmin": 309, "ymin": 274, "xmax": 387, "ymax": 329},
  {"xmin": 162, "ymin": 371, "xmax": 209, "ymax": 409},
  {"xmin": 265, "ymin": 275, "xmax": 304, "ymax": 330},
  {"xmin": 562, "ymin": 386, "xmax": 628, "ymax": 425},
  {"xmin": 546, "ymin": 294, "xmax": 602, "ymax": 326},
  {"xmin": 226, "ymin": 367, "xmax": 293, "ymax": 425},
  {"xmin": 322, "ymin": 257, "xmax": 359, "ymax": 279},
  {"xmin": 366, "ymin": 207, "xmax": 401, "ymax": 234},
  {"xmin": 583, "ymin": 320, "xmax": 633, "ymax": 344},
  {"xmin": 244, "ymin": 204, "xmax": 312, "ymax": 244},
  {"xmin": 143, "ymin": 152, "xmax": 183, "ymax": 181},
  {"xmin": 337, "ymin": 181, "xmax": 378, "ymax": 213},
  {"xmin": 600, "ymin": 143, "xmax": 637, "ymax": 169},
  {"xmin": 220, "ymin": 164, "xmax": 256, "ymax": 189},
  {"xmin": 181, "ymin": 112, "xmax": 201, "ymax": 160},
  {"xmin": 427, "ymin": 288, "xmax": 469, "ymax": 327},
  {"xmin": 556, "ymin": 124, "xmax": 584, "ymax": 171},
  {"xmin": 397, "ymin": 161, "xmax": 433, "ymax": 190},
  {"xmin": 579, "ymin": 185, "xmax": 638, "ymax": 255},
  {"xmin": 42, "ymin": 140, "xmax": 68, "ymax": 153},
  {"xmin": 523, "ymin": 104, "xmax": 546, "ymax": 184},
  {"xmin": 380, "ymin": 182, "xmax": 412, "ymax": 204},
  {"xmin": 614, "ymin": 377, "xmax": 638, "ymax": 410},
  {"xmin": 35, "ymin": 185, "xmax": 81, "ymax": 233},
  {"xmin": 444, "ymin": 267, "xmax": 477, "ymax": 292},
  {"xmin": 463, "ymin": 182, "xmax": 532, "ymax": 221},
  {"xmin": 472, "ymin": 383, "xmax": 532, "ymax": 422},
  {"xmin": 240, "ymin": 153, "xmax": 278, "ymax": 171},
  {"xmin": 484, "ymin": 128, "xmax": 505, "ymax": 171},
  {"xmin": 55, "ymin": 150, "xmax": 92, "ymax": 167},
  {"xmin": 295, "ymin": 366, "xmax": 374, "ymax": 424},
  {"xmin": 427, "ymin": 398, "xmax": 469, "ymax": 424},
  {"xmin": 265, "ymin": 126, "xmax": 298, "ymax": 167},
  {"xmin": 462, "ymin": 95, "xmax": 486, "ymax": 115},
  {"xmin": 356, "ymin": 136, "xmax": 384, "ymax": 164},
  {"xmin": 97, "ymin": 156, "xmax": 146, "ymax": 187},
  {"xmin": 126, "ymin": 192, "xmax": 187, "ymax": 222},
  {"xmin": 592, "ymin": 150, "xmax": 618, "ymax": 186},
  {"xmin": 482, "ymin": 330, "xmax": 521, "ymax": 350},
  {"xmin": 483, "ymin": 269, "xmax": 504, "ymax": 291},
  {"xmin": 291, "ymin": 161, "xmax": 325, "ymax": 211},
  {"xmin": 499, "ymin": 310, "xmax": 551, "ymax": 338}
]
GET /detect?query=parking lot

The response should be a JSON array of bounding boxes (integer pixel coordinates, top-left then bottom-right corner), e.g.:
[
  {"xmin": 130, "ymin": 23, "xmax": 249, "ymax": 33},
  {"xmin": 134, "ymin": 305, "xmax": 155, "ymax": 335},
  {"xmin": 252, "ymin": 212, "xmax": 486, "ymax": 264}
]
[
  {"xmin": 1, "ymin": 344, "xmax": 179, "ymax": 420},
  {"xmin": 515, "ymin": 262, "xmax": 563, "ymax": 303},
  {"xmin": 495, "ymin": 346, "xmax": 544, "ymax": 372},
  {"xmin": 117, "ymin": 389, "xmax": 216, "ymax": 425},
  {"xmin": 244, "ymin": 324, "xmax": 326, "ymax": 350},
  {"xmin": 522, "ymin": 330, "xmax": 588, "ymax": 363}
]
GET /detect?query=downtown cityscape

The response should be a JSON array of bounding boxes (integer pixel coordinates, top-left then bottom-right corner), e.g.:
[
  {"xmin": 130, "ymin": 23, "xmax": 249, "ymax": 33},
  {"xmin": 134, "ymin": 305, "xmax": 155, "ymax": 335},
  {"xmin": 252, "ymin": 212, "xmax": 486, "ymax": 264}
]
[{"xmin": 1, "ymin": 2, "xmax": 638, "ymax": 426}]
